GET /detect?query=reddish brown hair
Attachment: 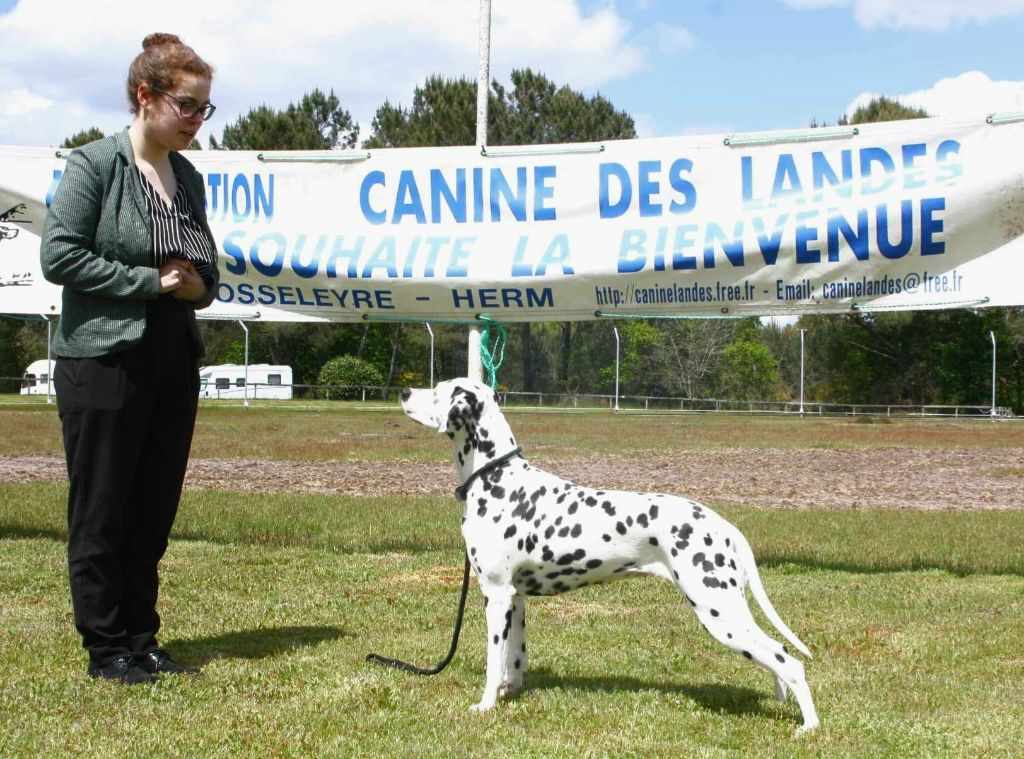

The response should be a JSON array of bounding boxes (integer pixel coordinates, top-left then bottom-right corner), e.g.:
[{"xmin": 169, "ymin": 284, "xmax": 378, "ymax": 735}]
[{"xmin": 126, "ymin": 33, "xmax": 214, "ymax": 113}]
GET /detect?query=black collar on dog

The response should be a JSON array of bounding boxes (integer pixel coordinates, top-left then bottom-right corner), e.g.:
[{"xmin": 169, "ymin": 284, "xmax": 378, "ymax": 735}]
[{"xmin": 455, "ymin": 447, "xmax": 523, "ymax": 502}]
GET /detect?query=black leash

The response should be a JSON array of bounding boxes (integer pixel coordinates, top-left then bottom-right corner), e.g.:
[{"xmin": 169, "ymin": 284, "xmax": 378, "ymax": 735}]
[
  {"xmin": 366, "ymin": 448, "xmax": 522, "ymax": 676},
  {"xmin": 366, "ymin": 553, "xmax": 472, "ymax": 675}
]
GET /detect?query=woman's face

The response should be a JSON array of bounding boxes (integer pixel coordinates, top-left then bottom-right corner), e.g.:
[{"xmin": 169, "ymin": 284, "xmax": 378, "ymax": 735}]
[{"xmin": 138, "ymin": 71, "xmax": 212, "ymax": 152}]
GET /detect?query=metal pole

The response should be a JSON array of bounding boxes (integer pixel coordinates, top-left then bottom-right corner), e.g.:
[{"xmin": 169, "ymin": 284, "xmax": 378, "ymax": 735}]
[
  {"xmin": 467, "ymin": 0, "xmax": 491, "ymax": 383},
  {"xmin": 799, "ymin": 328, "xmax": 805, "ymax": 415},
  {"xmin": 613, "ymin": 326, "xmax": 620, "ymax": 411},
  {"xmin": 42, "ymin": 314, "xmax": 53, "ymax": 405},
  {"xmin": 425, "ymin": 323, "xmax": 435, "ymax": 388},
  {"xmin": 238, "ymin": 320, "xmax": 250, "ymax": 409},
  {"xmin": 990, "ymin": 330, "xmax": 997, "ymax": 418}
]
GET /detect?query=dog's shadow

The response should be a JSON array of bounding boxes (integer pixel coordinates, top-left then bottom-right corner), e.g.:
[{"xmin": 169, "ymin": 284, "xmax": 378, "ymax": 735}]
[
  {"xmin": 521, "ymin": 666, "xmax": 774, "ymax": 718},
  {"xmin": 162, "ymin": 624, "xmax": 347, "ymax": 666}
]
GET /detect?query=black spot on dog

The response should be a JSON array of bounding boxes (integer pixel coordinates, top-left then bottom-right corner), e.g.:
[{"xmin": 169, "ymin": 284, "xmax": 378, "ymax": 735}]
[
  {"xmin": 491, "ymin": 486, "xmax": 506, "ymax": 499},
  {"xmin": 649, "ymin": 537, "xmax": 659, "ymax": 547},
  {"xmin": 558, "ymin": 526, "xmax": 570, "ymax": 538},
  {"xmin": 775, "ymin": 653, "xmax": 785, "ymax": 663},
  {"xmin": 704, "ymin": 534, "xmax": 713, "ymax": 546},
  {"xmin": 504, "ymin": 525, "xmax": 517, "ymax": 539},
  {"xmin": 544, "ymin": 526, "xmax": 556, "ymax": 539},
  {"xmin": 568, "ymin": 502, "xmax": 579, "ymax": 515},
  {"xmin": 715, "ymin": 553, "xmax": 726, "ymax": 567},
  {"xmin": 602, "ymin": 534, "xmax": 612, "ymax": 542},
  {"xmin": 615, "ymin": 522, "xmax": 627, "ymax": 535},
  {"xmin": 648, "ymin": 505, "xmax": 659, "ymax": 519},
  {"xmin": 710, "ymin": 609, "xmax": 720, "ymax": 617},
  {"xmin": 586, "ymin": 559, "xmax": 602, "ymax": 569},
  {"xmin": 743, "ymin": 651, "xmax": 753, "ymax": 660},
  {"xmin": 601, "ymin": 501, "xmax": 616, "ymax": 516},
  {"xmin": 637, "ymin": 514, "xmax": 649, "ymax": 528}
]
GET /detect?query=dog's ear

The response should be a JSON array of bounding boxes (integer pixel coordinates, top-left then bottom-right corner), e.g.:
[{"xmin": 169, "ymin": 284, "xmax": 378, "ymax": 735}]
[{"xmin": 443, "ymin": 386, "xmax": 477, "ymax": 432}]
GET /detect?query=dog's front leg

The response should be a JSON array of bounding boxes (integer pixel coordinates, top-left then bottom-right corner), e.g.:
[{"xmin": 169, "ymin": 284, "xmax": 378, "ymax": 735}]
[{"xmin": 471, "ymin": 585, "xmax": 518, "ymax": 711}]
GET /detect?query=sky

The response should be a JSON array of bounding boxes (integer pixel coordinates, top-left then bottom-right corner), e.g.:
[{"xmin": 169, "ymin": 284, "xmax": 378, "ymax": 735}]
[{"xmin": 0, "ymin": 0, "xmax": 1022, "ymax": 148}]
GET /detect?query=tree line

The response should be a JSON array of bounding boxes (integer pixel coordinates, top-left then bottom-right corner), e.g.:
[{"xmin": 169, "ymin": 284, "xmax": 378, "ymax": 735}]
[{"xmin": 4, "ymin": 77, "xmax": 1021, "ymax": 412}]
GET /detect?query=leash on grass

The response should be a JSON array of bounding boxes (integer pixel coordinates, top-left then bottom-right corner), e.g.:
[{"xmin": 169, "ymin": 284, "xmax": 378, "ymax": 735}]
[
  {"xmin": 366, "ymin": 317, "xmax": 505, "ymax": 676},
  {"xmin": 365, "ymin": 553, "xmax": 471, "ymax": 675}
]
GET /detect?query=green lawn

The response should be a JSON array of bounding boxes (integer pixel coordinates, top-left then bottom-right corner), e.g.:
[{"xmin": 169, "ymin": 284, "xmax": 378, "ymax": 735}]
[{"xmin": 2, "ymin": 478, "xmax": 1022, "ymax": 758}]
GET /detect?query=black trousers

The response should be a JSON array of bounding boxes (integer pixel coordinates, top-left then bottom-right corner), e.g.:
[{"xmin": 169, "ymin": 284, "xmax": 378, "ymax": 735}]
[{"xmin": 55, "ymin": 297, "xmax": 199, "ymax": 666}]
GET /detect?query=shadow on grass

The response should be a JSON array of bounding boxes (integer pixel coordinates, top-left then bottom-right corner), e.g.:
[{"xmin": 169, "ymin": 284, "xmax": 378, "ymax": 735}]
[
  {"xmin": 757, "ymin": 553, "xmax": 1024, "ymax": 578},
  {"xmin": 523, "ymin": 665, "xmax": 776, "ymax": 719},
  {"xmin": 2, "ymin": 521, "xmax": 1021, "ymax": 577},
  {"xmin": 163, "ymin": 624, "xmax": 347, "ymax": 666},
  {"xmin": 0, "ymin": 524, "xmax": 65, "ymax": 542}
]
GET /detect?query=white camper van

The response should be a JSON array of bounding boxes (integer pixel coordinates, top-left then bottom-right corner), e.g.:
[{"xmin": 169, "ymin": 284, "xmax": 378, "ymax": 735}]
[
  {"xmin": 198, "ymin": 364, "xmax": 293, "ymax": 400},
  {"xmin": 20, "ymin": 359, "xmax": 56, "ymax": 396}
]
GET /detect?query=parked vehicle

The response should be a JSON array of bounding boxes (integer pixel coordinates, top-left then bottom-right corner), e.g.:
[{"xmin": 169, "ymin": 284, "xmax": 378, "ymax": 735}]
[
  {"xmin": 198, "ymin": 364, "xmax": 293, "ymax": 400},
  {"xmin": 20, "ymin": 359, "xmax": 56, "ymax": 396}
]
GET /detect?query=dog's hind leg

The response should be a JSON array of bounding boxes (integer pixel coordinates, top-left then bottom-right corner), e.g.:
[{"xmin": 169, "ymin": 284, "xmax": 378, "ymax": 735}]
[
  {"xmin": 471, "ymin": 584, "xmax": 520, "ymax": 711},
  {"xmin": 691, "ymin": 601, "xmax": 819, "ymax": 734}
]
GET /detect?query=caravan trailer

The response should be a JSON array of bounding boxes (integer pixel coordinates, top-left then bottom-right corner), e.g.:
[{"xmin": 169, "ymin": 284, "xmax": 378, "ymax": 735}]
[
  {"xmin": 198, "ymin": 364, "xmax": 293, "ymax": 400},
  {"xmin": 20, "ymin": 359, "xmax": 56, "ymax": 396}
]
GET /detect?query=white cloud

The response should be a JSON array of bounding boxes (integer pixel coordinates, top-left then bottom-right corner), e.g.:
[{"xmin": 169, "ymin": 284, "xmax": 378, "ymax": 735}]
[
  {"xmin": 0, "ymin": 88, "xmax": 54, "ymax": 118},
  {"xmin": 0, "ymin": 0, "xmax": 657, "ymax": 146},
  {"xmin": 845, "ymin": 71, "xmax": 1024, "ymax": 120},
  {"xmin": 779, "ymin": 0, "xmax": 1024, "ymax": 30}
]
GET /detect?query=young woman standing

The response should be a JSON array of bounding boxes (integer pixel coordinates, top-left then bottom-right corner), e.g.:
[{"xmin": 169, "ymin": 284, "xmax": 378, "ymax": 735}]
[{"xmin": 41, "ymin": 33, "xmax": 219, "ymax": 684}]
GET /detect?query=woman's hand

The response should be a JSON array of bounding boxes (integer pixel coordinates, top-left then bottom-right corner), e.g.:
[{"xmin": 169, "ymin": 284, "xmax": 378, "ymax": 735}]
[
  {"xmin": 158, "ymin": 260, "xmax": 185, "ymax": 293},
  {"xmin": 159, "ymin": 259, "xmax": 208, "ymax": 301}
]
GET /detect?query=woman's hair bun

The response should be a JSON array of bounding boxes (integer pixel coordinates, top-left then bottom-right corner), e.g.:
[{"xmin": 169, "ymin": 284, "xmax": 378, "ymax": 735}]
[{"xmin": 142, "ymin": 33, "xmax": 182, "ymax": 50}]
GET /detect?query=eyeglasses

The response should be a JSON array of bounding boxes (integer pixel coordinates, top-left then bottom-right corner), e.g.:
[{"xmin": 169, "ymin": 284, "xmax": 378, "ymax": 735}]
[{"xmin": 153, "ymin": 87, "xmax": 217, "ymax": 121}]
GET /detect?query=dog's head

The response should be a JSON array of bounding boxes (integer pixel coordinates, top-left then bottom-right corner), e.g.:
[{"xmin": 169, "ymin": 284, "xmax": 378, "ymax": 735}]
[{"xmin": 400, "ymin": 378, "xmax": 499, "ymax": 435}]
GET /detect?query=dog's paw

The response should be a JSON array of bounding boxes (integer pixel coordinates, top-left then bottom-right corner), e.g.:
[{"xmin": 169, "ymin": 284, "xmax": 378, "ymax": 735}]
[
  {"xmin": 470, "ymin": 701, "xmax": 496, "ymax": 713},
  {"xmin": 794, "ymin": 719, "xmax": 820, "ymax": 736}
]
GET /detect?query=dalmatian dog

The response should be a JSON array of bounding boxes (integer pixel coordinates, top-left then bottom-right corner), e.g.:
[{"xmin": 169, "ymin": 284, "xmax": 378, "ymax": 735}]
[{"xmin": 400, "ymin": 378, "xmax": 819, "ymax": 733}]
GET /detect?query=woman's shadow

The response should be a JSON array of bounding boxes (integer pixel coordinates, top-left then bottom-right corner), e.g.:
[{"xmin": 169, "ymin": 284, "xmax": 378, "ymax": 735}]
[{"xmin": 163, "ymin": 625, "xmax": 347, "ymax": 666}]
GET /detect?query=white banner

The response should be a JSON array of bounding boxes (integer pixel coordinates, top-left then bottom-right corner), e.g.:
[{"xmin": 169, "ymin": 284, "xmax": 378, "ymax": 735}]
[{"xmin": 2, "ymin": 114, "xmax": 1023, "ymax": 323}]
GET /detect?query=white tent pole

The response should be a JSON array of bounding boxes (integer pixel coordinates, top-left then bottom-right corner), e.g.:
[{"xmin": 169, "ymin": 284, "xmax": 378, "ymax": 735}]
[
  {"xmin": 41, "ymin": 314, "xmax": 53, "ymax": 405},
  {"xmin": 467, "ymin": 0, "xmax": 492, "ymax": 383},
  {"xmin": 238, "ymin": 320, "xmax": 250, "ymax": 409}
]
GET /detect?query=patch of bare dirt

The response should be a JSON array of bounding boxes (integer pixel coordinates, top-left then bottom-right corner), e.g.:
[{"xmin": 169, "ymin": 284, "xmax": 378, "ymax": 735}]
[{"xmin": 2, "ymin": 448, "xmax": 1022, "ymax": 511}]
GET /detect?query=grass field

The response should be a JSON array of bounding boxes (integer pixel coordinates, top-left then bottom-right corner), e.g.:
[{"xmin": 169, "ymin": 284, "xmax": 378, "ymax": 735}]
[{"xmin": 1, "ymin": 400, "xmax": 1023, "ymax": 758}]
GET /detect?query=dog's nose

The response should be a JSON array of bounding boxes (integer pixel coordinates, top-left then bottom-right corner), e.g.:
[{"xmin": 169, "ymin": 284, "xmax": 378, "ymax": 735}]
[{"xmin": 400, "ymin": 388, "xmax": 412, "ymax": 402}]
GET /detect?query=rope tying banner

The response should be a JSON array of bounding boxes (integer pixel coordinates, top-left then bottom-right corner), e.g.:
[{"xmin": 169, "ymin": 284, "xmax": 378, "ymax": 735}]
[{"xmin": 477, "ymin": 314, "xmax": 507, "ymax": 389}]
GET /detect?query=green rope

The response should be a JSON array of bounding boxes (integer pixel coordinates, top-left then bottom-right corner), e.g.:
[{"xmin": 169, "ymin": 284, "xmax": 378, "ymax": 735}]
[{"xmin": 477, "ymin": 315, "xmax": 507, "ymax": 389}]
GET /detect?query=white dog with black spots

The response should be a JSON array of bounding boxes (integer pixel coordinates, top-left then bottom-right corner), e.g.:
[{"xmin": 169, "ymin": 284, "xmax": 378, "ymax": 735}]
[{"xmin": 400, "ymin": 378, "xmax": 819, "ymax": 733}]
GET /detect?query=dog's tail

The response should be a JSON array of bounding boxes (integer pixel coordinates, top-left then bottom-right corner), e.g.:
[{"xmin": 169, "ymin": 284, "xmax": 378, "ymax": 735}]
[{"xmin": 734, "ymin": 529, "xmax": 813, "ymax": 659}]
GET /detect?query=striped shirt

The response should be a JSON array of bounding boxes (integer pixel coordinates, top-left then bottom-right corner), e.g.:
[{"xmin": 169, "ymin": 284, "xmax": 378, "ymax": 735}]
[{"xmin": 137, "ymin": 167, "xmax": 217, "ymax": 278}]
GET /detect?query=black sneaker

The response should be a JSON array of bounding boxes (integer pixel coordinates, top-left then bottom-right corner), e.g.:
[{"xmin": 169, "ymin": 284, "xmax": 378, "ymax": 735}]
[
  {"xmin": 87, "ymin": 655, "xmax": 158, "ymax": 685},
  {"xmin": 136, "ymin": 649, "xmax": 201, "ymax": 676}
]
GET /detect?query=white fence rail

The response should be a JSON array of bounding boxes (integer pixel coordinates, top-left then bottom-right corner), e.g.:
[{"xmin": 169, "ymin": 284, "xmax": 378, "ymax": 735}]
[{"xmin": 4, "ymin": 376, "xmax": 1017, "ymax": 418}]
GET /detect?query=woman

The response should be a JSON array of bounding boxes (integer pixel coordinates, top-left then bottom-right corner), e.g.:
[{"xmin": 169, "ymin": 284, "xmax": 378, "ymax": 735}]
[{"xmin": 41, "ymin": 33, "xmax": 219, "ymax": 684}]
